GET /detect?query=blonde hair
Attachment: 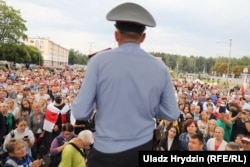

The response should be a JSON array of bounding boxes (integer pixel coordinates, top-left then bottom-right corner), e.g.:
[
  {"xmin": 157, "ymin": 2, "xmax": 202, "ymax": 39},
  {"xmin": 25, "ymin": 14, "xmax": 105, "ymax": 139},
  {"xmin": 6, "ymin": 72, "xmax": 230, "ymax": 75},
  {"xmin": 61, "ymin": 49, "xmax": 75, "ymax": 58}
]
[
  {"xmin": 5, "ymin": 98, "xmax": 16, "ymax": 111},
  {"xmin": 215, "ymin": 126, "xmax": 225, "ymax": 135},
  {"xmin": 203, "ymin": 119, "xmax": 217, "ymax": 137},
  {"xmin": 5, "ymin": 138, "xmax": 24, "ymax": 153},
  {"xmin": 32, "ymin": 102, "xmax": 41, "ymax": 110}
]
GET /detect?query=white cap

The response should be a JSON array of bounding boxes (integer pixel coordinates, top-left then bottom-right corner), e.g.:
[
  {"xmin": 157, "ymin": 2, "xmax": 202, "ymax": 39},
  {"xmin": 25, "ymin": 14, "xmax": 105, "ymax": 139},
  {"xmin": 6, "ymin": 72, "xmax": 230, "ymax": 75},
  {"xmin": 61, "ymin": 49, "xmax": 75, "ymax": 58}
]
[
  {"xmin": 106, "ymin": 2, "xmax": 156, "ymax": 27},
  {"xmin": 241, "ymin": 137, "xmax": 250, "ymax": 142}
]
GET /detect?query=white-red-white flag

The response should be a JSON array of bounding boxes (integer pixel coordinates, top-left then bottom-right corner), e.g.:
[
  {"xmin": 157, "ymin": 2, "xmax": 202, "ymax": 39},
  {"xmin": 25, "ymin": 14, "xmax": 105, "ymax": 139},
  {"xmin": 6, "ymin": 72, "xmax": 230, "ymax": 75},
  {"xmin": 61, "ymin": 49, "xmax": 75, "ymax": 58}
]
[{"xmin": 43, "ymin": 103, "xmax": 69, "ymax": 132}]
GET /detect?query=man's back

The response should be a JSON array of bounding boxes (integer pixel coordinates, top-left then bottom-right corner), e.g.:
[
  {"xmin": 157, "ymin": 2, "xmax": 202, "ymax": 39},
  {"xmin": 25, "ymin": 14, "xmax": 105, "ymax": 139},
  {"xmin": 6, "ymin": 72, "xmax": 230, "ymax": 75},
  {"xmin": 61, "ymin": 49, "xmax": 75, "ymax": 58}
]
[
  {"xmin": 72, "ymin": 2, "xmax": 180, "ymax": 167},
  {"xmin": 73, "ymin": 43, "xmax": 179, "ymax": 153}
]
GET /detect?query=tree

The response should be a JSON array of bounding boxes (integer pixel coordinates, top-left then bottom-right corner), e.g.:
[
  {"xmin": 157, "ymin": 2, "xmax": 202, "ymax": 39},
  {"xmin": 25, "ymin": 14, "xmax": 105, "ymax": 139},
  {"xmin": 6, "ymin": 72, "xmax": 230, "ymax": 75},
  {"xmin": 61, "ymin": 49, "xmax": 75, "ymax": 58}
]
[
  {"xmin": 0, "ymin": 1, "xmax": 43, "ymax": 64},
  {"xmin": 231, "ymin": 65, "xmax": 243, "ymax": 78},
  {"xmin": 216, "ymin": 62, "xmax": 227, "ymax": 75},
  {"xmin": 0, "ymin": 43, "xmax": 42, "ymax": 64},
  {"xmin": 68, "ymin": 49, "xmax": 88, "ymax": 65},
  {"xmin": 237, "ymin": 56, "xmax": 250, "ymax": 66},
  {"xmin": 26, "ymin": 45, "xmax": 43, "ymax": 65},
  {"xmin": 0, "ymin": 0, "xmax": 27, "ymax": 45}
]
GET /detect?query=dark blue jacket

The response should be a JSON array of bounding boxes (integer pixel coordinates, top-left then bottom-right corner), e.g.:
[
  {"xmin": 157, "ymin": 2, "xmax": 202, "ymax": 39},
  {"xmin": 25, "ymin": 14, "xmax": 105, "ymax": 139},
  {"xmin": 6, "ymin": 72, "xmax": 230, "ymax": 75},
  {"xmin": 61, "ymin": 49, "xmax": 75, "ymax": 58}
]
[{"xmin": 4, "ymin": 154, "xmax": 33, "ymax": 167}]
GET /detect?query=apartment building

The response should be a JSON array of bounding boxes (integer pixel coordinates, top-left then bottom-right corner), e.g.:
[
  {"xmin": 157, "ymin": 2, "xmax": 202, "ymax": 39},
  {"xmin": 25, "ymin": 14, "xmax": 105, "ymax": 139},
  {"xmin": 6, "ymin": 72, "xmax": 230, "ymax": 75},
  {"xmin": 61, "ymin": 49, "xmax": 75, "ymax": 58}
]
[{"xmin": 25, "ymin": 37, "xmax": 69, "ymax": 66}]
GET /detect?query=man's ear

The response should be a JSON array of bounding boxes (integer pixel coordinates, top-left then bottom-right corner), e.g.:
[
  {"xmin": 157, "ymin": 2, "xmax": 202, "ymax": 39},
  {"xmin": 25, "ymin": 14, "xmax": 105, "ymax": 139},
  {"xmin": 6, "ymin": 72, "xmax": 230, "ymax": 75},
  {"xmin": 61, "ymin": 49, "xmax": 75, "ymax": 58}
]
[
  {"xmin": 140, "ymin": 33, "xmax": 146, "ymax": 43},
  {"xmin": 115, "ymin": 31, "xmax": 120, "ymax": 42}
]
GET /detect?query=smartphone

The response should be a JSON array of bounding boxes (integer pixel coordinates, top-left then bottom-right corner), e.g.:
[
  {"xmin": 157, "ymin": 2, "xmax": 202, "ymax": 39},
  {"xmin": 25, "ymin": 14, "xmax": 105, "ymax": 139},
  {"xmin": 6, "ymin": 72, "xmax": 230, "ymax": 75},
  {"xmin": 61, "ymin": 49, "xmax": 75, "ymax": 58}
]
[{"xmin": 24, "ymin": 135, "xmax": 28, "ymax": 138}]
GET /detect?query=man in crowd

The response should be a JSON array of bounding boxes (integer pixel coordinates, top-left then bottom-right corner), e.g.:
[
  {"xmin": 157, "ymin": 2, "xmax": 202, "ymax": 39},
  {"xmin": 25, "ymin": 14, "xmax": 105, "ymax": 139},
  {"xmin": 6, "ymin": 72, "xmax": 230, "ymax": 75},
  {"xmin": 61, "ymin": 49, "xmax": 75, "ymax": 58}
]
[{"xmin": 188, "ymin": 132, "xmax": 205, "ymax": 151}]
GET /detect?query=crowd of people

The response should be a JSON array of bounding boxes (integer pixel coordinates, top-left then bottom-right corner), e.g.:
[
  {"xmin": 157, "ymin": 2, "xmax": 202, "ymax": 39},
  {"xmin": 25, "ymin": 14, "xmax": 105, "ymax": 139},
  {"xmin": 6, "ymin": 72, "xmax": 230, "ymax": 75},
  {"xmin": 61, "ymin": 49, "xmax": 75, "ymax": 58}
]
[
  {"xmin": 0, "ymin": 62, "xmax": 249, "ymax": 166},
  {"xmin": 0, "ymin": 2, "xmax": 250, "ymax": 167},
  {"xmin": 155, "ymin": 79, "xmax": 250, "ymax": 151},
  {"xmin": 0, "ymin": 66, "xmax": 94, "ymax": 167}
]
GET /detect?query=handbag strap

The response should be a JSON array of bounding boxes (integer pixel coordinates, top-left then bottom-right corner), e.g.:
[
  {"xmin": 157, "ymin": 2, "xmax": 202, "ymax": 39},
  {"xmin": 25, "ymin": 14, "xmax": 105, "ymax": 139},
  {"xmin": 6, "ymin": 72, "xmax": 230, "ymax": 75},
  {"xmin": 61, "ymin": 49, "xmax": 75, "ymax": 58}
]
[{"xmin": 69, "ymin": 143, "xmax": 85, "ymax": 158}]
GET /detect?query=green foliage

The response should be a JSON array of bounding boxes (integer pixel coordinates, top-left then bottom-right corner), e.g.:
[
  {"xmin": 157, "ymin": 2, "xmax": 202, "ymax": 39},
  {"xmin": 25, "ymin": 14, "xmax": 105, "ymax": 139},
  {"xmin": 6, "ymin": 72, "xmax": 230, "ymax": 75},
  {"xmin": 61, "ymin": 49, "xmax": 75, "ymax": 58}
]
[
  {"xmin": 0, "ymin": 43, "xmax": 42, "ymax": 64},
  {"xmin": 0, "ymin": 0, "xmax": 27, "ymax": 45},
  {"xmin": 151, "ymin": 52, "xmax": 216, "ymax": 73},
  {"xmin": 25, "ymin": 45, "xmax": 43, "ymax": 65},
  {"xmin": 68, "ymin": 49, "xmax": 88, "ymax": 65},
  {"xmin": 151, "ymin": 52, "xmax": 250, "ymax": 78},
  {"xmin": 231, "ymin": 65, "xmax": 243, "ymax": 78},
  {"xmin": 0, "ymin": 1, "xmax": 42, "ymax": 65}
]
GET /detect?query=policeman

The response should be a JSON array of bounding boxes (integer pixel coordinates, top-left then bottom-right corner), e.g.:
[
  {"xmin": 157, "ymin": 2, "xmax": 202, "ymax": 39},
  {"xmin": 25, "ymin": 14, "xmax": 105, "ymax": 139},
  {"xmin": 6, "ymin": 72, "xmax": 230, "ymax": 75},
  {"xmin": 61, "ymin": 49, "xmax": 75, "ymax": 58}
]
[{"xmin": 72, "ymin": 2, "xmax": 180, "ymax": 167}]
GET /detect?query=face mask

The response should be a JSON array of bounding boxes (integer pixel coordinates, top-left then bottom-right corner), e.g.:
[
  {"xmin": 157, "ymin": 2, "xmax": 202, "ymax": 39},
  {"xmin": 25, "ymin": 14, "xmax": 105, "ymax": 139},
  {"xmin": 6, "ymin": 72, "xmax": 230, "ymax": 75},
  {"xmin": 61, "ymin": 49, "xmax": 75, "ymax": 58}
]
[
  {"xmin": 55, "ymin": 99, "xmax": 62, "ymax": 104},
  {"xmin": 230, "ymin": 109, "xmax": 238, "ymax": 117}
]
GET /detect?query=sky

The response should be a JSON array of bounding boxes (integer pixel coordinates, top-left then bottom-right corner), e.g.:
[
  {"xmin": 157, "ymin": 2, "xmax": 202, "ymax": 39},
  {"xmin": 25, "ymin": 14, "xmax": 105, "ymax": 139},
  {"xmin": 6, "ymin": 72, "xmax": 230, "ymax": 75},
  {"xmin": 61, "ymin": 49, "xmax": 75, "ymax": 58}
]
[{"xmin": 6, "ymin": 0, "xmax": 250, "ymax": 58}]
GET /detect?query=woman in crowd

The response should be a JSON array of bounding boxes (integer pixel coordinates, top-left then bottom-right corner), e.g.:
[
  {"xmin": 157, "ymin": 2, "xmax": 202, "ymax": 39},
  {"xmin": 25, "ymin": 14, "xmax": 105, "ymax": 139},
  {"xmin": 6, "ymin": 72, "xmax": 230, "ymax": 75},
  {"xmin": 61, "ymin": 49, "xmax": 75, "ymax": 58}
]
[
  {"xmin": 206, "ymin": 127, "xmax": 227, "ymax": 151},
  {"xmin": 204, "ymin": 119, "xmax": 217, "ymax": 142},
  {"xmin": 3, "ymin": 138, "xmax": 42, "ymax": 167},
  {"xmin": 183, "ymin": 103, "xmax": 190, "ymax": 114},
  {"xmin": 197, "ymin": 111, "xmax": 209, "ymax": 135},
  {"xmin": 50, "ymin": 123, "xmax": 76, "ymax": 167},
  {"xmin": 3, "ymin": 117, "xmax": 35, "ymax": 157},
  {"xmin": 27, "ymin": 94, "xmax": 36, "ymax": 107},
  {"xmin": 58, "ymin": 130, "xmax": 94, "ymax": 167},
  {"xmin": 28, "ymin": 102, "xmax": 45, "ymax": 159},
  {"xmin": 0, "ymin": 102, "xmax": 15, "ymax": 138},
  {"xmin": 156, "ymin": 125, "xmax": 181, "ymax": 151},
  {"xmin": 5, "ymin": 98, "xmax": 19, "ymax": 120},
  {"xmin": 19, "ymin": 98, "xmax": 32, "ymax": 122},
  {"xmin": 179, "ymin": 112, "xmax": 193, "ymax": 133},
  {"xmin": 38, "ymin": 97, "xmax": 47, "ymax": 113},
  {"xmin": 179, "ymin": 119, "xmax": 200, "ymax": 151}
]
